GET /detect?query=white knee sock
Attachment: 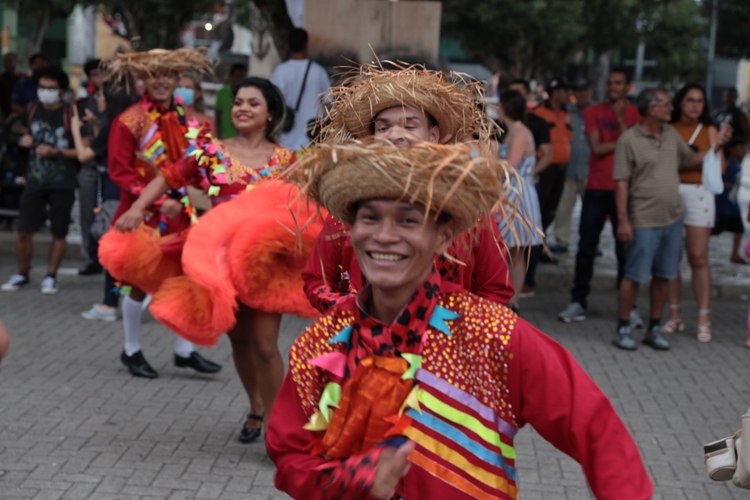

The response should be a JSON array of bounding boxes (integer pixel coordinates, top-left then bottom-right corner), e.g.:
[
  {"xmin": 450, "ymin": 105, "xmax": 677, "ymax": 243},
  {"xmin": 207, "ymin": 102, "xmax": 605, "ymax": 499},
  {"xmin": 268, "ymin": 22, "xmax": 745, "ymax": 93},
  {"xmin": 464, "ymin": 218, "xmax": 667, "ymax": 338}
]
[
  {"xmin": 174, "ymin": 336, "xmax": 194, "ymax": 358},
  {"xmin": 122, "ymin": 296, "xmax": 143, "ymax": 356}
]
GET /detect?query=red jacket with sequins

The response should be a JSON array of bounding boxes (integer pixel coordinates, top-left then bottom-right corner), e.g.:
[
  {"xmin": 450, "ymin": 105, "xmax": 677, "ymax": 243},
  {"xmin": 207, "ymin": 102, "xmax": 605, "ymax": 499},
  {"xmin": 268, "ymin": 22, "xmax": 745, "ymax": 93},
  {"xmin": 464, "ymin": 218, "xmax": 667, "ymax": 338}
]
[
  {"xmin": 107, "ymin": 97, "xmax": 189, "ymax": 233},
  {"xmin": 267, "ymin": 282, "xmax": 653, "ymax": 500},
  {"xmin": 302, "ymin": 215, "xmax": 514, "ymax": 312}
]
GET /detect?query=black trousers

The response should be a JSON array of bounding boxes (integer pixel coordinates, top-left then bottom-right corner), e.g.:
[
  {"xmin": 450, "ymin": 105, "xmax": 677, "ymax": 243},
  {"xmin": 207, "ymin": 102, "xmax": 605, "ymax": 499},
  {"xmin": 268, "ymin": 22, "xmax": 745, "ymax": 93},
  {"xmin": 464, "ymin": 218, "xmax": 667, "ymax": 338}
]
[
  {"xmin": 571, "ymin": 190, "xmax": 627, "ymax": 308},
  {"xmin": 524, "ymin": 163, "xmax": 567, "ymax": 288},
  {"xmin": 537, "ymin": 163, "xmax": 568, "ymax": 232}
]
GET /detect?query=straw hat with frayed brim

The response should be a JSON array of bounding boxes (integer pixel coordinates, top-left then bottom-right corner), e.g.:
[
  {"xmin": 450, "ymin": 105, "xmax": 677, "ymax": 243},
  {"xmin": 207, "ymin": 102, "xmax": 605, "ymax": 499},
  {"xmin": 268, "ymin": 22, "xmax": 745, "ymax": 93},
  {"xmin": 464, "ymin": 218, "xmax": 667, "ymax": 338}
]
[
  {"xmin": 317, "ymin": 61, "xmax": 498, "ymax": 145},
  {"xmin": 290, "ymin": 138, "xmax": 504, "ymax": 234},
  {"xmin": 106, "ymin": 48, "xmax": 214, "ymax": 83}
]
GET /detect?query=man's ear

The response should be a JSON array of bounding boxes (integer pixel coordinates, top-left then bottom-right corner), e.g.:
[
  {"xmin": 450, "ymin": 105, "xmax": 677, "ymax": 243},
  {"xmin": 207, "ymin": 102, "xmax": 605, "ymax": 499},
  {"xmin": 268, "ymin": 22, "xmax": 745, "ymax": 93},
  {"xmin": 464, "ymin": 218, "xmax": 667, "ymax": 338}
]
[
  {"xmin": 428, "ymin": 125, "xmax": 441, "ymax": 144},
  {"xmin": 435, "ymin": 221, "xmax": 455, "ymax": 256}
]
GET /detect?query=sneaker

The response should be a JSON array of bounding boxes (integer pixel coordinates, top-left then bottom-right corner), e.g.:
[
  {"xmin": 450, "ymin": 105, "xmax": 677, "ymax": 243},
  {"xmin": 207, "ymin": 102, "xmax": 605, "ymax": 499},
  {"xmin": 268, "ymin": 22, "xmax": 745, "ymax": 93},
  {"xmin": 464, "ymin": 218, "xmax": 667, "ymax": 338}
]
[
  {"xmin": 613, "ymin": 325, "xmax": 638, "ymax": 350},
  {"xmin": 40, "ymin": 276, "xmax": 58, "ymax": 295},
  {"xmin": 643, "ymin": 326, "xmax": 670, "ymax": 351},
  {"xmin": 558, "ymin": 302, "xmax": 586, "ymax": 323},
  {"xmin": 2, "ymin": 273, "xmax": 29, "ymax": 292},
  {"xmin": 629, "ymin": 308, "xmax": 644, "ymax": 329},
  {"xmin": 519, "ymin": 284, "xmax": 535, "ymax": 298},
  {"xmin": 82, "ymin": 304, "xmax": 117, "ymax": 322}
]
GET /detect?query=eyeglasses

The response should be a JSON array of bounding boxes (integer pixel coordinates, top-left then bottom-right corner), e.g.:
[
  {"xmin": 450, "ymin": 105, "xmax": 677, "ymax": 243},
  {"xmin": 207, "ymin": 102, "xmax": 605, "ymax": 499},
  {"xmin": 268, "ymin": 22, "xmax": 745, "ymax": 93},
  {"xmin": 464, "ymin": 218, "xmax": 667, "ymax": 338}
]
[
  {"xmin": 38, "ymin": 85, "xmax": 60, "ymax": 90},
  {"xmin": 652, "ymin": 101, "xmax": 673, "ymax": 109},
  {"xmin": 685, "ymin": 98, "xmax": 705, "ymax": 105}
]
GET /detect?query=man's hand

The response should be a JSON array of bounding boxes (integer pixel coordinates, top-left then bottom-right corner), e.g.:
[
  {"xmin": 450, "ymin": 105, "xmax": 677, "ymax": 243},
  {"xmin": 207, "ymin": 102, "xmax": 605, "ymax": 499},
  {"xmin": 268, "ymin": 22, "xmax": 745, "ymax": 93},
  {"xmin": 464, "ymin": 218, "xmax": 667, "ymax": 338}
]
[
  {"xmin": 19, "ymin": 134, "xmax": 33, "ymax": 148},
  {"xmin": 717, "ymin": 122, "xmax": 733, "ymax": 148},
  {"xmin": 114, "ymin": 207, "xmax": 144, "ymax": 232},
  {"xmin": 371, "ymin": 441, "xmax": 415, "ymax": 500},
  {"xmin": 35, "ymin": 144, "xmax": 59, "ymax": 158},
  {"xmin": 160, "ymin": 199, "xmax": 183, "ymax": 219},
  {"xmin": 616, "ymin": 218, "xmax": 634, "ymax": 243}
]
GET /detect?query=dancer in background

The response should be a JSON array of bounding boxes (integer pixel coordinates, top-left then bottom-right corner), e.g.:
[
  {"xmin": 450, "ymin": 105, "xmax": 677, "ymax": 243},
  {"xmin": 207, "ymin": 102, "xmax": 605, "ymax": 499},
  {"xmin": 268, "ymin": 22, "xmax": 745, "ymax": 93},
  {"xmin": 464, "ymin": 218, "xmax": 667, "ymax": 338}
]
[
  {"xmin": 110, "ymin": 77, "xmax": 323, "ymax": 443},
  {"xmin": 303, "ymin": 63, "xmax": 513, "ymax": 313},
  {"xmin": 102, "ymin": 49, "xmax": 221, "ymax": 378}
]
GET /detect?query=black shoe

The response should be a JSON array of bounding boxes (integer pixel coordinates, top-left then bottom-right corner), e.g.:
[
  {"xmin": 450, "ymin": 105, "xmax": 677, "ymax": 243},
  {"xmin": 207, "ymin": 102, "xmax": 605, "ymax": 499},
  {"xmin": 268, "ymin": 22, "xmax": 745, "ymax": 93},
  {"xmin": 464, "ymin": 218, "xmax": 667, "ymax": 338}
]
[
  {"xmin": 78, "ymin": 262, "xmax": 102, "ymax": 276},
  {"xmin": 174, "ymin": 351, "xmax": 222, "ymax": 373},
  {"xmin": 239, "ymin": 414, "xmax": 263, "ymax": 443},
  {"xmin": 78, "ymin": 263, "xmax": 103, "ymax": 275},
  {"xmin": 120, "ymin": 350, "xmax": 158, "ymax": 378}
]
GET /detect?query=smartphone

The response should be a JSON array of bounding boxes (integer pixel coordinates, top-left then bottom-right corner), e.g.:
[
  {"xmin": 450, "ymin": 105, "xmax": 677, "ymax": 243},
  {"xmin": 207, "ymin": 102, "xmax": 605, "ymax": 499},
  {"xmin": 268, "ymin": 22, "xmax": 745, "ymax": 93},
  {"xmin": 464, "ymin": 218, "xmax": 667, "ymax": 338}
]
[{"xmin": 76, "ymin": 99, "xmax": 87, "ymax": 119}]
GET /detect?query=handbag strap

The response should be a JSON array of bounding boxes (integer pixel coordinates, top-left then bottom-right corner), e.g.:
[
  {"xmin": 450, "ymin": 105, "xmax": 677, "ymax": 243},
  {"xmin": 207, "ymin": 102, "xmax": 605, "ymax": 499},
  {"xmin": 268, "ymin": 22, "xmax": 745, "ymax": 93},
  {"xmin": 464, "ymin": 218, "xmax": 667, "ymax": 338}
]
[
  {"xmin": 294, "ymin": 60, "xmax": 313, "ymax": 113},
  {"xmin": 688, "ymin": 123, "xmax": 703, "ymax": 145}
]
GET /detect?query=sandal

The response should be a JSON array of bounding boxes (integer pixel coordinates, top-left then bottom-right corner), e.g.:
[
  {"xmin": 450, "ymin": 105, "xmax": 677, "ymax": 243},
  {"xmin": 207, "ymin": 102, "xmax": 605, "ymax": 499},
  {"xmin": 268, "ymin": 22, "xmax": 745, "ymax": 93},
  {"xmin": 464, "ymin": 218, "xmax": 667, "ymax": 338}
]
[
  {"xmin": 239, "ymin": 413, "xmax": 264, "ymax": 443},
  {"xmin": 661, "ymin": 304, "xmax": 684, "ymax": 334},
  {"xmin": 696, "ymin": 309, "xmax": 712, "ymax": 343}
]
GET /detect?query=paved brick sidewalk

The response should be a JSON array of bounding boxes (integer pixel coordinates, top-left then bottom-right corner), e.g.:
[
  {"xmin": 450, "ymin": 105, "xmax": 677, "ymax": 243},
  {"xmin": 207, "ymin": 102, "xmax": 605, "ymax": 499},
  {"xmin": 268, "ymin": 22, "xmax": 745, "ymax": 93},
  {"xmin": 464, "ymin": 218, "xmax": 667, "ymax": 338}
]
[{"xmin": 1, "ymin": 255, "xmax": 749, "ymax": 499}]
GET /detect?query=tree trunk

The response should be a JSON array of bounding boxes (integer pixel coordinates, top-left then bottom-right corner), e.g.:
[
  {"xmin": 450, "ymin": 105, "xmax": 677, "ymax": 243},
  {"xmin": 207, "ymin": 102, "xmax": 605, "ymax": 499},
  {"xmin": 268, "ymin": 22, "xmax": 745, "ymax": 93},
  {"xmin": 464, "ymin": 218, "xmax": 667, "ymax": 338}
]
[
  {"xmin": 251, "ymin": 0, "xmax": 295, "ymax": 61},
  {"xmin": 22, "ymin": 5, "xmax": 51, "ymax": 71}
]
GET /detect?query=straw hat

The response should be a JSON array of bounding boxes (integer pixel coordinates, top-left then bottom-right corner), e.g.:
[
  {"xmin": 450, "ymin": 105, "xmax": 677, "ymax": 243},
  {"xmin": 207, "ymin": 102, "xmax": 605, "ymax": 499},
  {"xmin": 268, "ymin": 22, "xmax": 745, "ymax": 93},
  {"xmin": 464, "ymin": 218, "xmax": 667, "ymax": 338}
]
[
  {"xmin": 290, "ymin": 138, "xmax": 504, "ymax": 234},
  {"xmin": 107, "ymin": 48, "xmax": 213, "ymax": 83},
  {"xmin": 317, "ymin": 61, "xmax": 496, "ymax": 145}
]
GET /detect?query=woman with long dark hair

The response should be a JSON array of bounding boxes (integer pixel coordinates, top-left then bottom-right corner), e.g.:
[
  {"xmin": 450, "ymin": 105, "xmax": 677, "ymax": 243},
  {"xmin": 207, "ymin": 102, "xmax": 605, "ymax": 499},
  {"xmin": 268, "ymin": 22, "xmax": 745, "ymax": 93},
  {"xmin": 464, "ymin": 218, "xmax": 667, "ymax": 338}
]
[
  {"xmin": 106, "ymin": 77, "xmax": 323, "ymax": 442},
  {"xmin": 664, "ymin": 83, "xmax": 725, "ymax": 342}
]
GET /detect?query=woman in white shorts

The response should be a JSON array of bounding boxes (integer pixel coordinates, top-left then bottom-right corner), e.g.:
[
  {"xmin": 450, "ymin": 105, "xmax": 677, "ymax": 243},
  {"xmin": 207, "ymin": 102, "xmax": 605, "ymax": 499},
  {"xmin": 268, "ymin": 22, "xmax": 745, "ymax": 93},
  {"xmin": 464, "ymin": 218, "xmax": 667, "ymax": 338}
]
[{"xmin": 664, "ymin": 84, "xmax": 725, "ymax": 342}]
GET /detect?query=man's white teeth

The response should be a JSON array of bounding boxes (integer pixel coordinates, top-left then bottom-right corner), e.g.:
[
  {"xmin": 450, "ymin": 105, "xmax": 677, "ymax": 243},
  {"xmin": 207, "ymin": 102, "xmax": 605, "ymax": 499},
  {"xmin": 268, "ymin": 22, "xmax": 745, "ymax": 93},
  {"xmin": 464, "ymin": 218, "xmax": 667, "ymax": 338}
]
[{"xmin": 371, "ymin": 253, "xmax": 403, "ymax": 262}]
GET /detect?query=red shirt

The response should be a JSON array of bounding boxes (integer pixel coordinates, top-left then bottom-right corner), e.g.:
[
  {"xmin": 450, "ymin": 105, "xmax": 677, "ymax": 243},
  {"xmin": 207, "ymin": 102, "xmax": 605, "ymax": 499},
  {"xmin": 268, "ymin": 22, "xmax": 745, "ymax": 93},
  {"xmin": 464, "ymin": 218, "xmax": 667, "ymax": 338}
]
[
  {"xmin": 267, "ymin": 277, "xmax": 653, "ymax": 500},
  {"xmin": 584, "ymin": 102, "xmax": 640, "ymax": 191},
  {"xmin": 302, "ymin": 215, "xmax": 514, "ymax": 312}
]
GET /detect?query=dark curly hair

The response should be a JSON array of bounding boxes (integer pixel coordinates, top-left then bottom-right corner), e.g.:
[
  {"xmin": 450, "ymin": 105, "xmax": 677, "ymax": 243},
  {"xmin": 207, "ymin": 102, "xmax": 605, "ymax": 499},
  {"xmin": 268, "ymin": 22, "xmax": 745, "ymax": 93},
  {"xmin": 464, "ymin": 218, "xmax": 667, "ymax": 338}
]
[
  {"xmin": 33, "ymin": 65, "xmax": 69, "ymax": 90},
  {"xmin": 233, "ymin": 77, "xmax": 286, "ymax": 143},
  {"xmin": 671, "ymin": 83, "xmax": 714, "ymax": 126}
]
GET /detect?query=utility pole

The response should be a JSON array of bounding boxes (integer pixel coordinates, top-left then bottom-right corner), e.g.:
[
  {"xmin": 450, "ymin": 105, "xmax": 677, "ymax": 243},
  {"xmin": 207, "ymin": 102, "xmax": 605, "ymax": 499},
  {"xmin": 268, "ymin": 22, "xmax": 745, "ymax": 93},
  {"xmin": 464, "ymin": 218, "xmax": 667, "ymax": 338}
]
[{"xmin": 706, "ymin": 0, "xmax": 719, "ymax": 103}]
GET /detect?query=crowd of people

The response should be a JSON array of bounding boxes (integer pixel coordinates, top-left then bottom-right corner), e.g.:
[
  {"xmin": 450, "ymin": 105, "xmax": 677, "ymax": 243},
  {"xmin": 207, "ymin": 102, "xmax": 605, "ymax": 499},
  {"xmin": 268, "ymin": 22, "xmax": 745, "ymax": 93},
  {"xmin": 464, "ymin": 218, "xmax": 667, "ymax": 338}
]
[
  {"xmin": 0, "ymin": 26, "xmax": 748, "ymax": 498},
  {"xmin": 498, "ymin": 69, "xmax": 742, "ymax": 352}
]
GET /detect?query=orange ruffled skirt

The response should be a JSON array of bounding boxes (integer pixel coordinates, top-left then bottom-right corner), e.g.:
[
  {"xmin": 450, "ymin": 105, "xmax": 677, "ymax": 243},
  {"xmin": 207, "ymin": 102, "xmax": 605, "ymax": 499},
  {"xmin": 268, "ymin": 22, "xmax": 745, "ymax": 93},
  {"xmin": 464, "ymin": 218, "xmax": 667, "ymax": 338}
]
[{"xmin": 101, "ymin": 180, "xmax": 326, "ymax": 346}]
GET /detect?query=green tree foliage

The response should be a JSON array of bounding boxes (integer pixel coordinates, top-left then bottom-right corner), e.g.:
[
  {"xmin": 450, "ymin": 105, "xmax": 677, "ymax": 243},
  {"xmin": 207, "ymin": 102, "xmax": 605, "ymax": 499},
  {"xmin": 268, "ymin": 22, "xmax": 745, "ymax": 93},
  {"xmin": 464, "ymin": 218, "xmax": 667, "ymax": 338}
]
[
  {"xmin": 442, "ymin": 0, "xmax": 707, "ymax": 84},
  {"xmin": 0, "ymin": 0, "xmax": 77, "ymax": 61},
  {"xmin": 712, "ymin": 0, "xmax": 750, "ymax": 59}
]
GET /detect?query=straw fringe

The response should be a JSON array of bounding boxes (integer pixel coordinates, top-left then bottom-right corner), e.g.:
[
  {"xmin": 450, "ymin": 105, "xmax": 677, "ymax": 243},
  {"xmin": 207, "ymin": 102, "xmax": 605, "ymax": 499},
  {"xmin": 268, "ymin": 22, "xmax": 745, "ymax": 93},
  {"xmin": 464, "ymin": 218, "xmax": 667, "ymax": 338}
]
[
  {"xmin": 316, "ymin": 61, "xmax": 500, "ymax": 145},
  {"xmin": 106, "ymin": 48, "xmax": 214, "ymax": 87},
  {"xmin": 287, "ymin": 138, "xmax": 508, "ymax": 235}
]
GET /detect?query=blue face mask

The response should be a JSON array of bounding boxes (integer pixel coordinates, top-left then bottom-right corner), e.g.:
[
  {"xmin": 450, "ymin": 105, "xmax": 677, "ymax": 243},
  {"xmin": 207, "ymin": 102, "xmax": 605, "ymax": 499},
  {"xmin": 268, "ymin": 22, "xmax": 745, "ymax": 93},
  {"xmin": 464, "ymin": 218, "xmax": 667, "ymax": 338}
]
[{"xmin": 174, "ymin": 87, "xmax": 195, "ymax": 106}]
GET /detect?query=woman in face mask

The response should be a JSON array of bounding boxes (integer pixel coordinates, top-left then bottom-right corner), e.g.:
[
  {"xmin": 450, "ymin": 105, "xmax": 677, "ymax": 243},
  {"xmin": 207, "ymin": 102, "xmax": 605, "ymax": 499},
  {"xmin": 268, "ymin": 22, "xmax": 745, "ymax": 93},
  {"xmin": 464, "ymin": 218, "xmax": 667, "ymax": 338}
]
[{"xmin": 175, "ymin": 74, "xmax": 213, "ymax": 130}]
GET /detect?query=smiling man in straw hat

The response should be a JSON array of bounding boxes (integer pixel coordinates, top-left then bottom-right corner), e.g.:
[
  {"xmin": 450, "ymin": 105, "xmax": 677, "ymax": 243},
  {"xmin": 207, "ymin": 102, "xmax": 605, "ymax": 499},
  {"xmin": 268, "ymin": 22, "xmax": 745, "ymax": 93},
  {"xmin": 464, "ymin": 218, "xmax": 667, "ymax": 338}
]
[
  {"xmin": 267, "ymin": 138, "xmax": 652, "ymax": 499},
  {"xmin": 302, "ymin": 62, "xmax": 513, "ymax": 313},
  {"xmin": 103, "ymin": 49, "xmax": 221, "ymax": 379}
]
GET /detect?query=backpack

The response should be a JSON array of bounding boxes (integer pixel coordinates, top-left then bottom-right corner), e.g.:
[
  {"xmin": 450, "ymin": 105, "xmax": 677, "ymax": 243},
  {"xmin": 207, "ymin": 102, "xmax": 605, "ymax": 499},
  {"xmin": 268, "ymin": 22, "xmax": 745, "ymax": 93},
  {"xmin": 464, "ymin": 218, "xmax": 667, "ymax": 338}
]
[{"xmin": 26, "ymin": 100, "xmax": 74, "ymax": 136}]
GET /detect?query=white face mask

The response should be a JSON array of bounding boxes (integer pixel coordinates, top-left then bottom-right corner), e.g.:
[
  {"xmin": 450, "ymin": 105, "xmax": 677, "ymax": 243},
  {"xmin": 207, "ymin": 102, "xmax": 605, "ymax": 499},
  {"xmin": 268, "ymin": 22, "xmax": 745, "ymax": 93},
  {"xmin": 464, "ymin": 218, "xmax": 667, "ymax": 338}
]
[{"xmin": 37, "ymin": 88, "xmax": 60, "ymax": 105}]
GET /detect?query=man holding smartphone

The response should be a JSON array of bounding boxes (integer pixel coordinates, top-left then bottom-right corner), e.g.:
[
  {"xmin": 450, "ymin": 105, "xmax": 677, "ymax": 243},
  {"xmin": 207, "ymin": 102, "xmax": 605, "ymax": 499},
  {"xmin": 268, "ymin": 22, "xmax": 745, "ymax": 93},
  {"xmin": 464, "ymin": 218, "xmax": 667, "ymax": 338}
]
[{"xmin": 2, "ymin": 66, "xmax": 91, "ymax": 294}]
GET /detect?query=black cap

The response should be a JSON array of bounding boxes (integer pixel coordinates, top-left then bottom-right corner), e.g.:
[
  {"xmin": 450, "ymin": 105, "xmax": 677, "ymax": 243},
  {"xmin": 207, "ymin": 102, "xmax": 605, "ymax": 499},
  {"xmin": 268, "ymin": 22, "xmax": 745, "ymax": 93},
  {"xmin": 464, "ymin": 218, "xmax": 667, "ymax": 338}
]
[
  {"xmin": 573, "ymin": 78, "xmax": 590, "ymax": 90},
  {"xmin": 546, "ymin": 78, "xmax": 570, "ymax": 93}
]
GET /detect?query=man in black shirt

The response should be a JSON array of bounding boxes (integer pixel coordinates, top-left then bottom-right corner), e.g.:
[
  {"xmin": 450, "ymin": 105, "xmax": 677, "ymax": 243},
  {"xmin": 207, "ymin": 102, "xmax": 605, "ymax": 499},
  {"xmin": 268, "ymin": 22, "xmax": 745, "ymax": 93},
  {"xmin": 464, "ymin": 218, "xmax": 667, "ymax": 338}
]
[
  {"xmin": 2, "ymin": 66, "xmax": 90, "ymax": 294},
  {"xmin": 507, "ymin": 79, "xmax": 552, "ymax": 297},
  {"xmin": 714, "ymin": 88, "xmax": 750, "ymax": 143}
]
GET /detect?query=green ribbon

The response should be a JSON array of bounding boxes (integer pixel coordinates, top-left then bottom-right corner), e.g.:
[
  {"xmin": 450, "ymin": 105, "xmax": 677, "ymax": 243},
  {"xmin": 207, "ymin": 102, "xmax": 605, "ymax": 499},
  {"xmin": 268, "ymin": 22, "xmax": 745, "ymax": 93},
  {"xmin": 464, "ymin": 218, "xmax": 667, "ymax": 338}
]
[{"xmin": 319, "ymin": 382, "xmax": 342, "ymax": 422}]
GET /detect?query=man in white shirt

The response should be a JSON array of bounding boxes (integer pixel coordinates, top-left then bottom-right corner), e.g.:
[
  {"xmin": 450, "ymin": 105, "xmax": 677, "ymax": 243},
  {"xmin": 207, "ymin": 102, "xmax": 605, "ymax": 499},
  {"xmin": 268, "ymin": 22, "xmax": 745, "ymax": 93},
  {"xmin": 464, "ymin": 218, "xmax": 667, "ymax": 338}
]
[{"xmin": 271, "ymin": 28, "xmax": 330, "ymax": 151}]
